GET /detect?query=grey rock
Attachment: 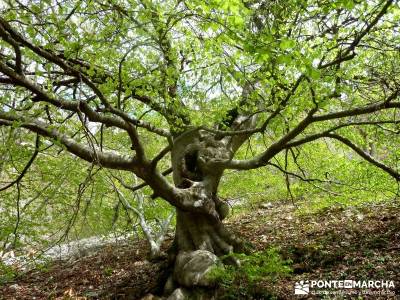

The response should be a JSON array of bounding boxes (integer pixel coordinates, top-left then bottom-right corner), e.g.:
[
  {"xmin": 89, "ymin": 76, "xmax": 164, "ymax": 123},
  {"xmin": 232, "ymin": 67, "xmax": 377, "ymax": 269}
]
[
  {"xmin": 140, "ymin": 294, "xmax": 159, "ymax": 300},
  {"xmin": 163, "ymin": 275, "xmax": 176, "ymax": 295},
  {"xmin": 173, "ymin": 250, "xmax": 219, "ymax": 287},
  {"xmin": 167, "ymin": 288, "xmax": 189, "ymax": 300},
  {"xmin": 260, "ymin": 202, "xmax": 273, "ymax": 209},
  {"xmin": 9, "ymin": 284, "xmax": 19, "ymax": 290}
]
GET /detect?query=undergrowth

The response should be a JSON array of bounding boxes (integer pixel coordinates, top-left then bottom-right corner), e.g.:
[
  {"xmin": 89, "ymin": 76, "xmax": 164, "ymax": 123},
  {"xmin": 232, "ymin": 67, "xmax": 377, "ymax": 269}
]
[
  {"xmin": 0, "ymin": 261, "xmax": 16, "ymax": 284},
  {"xmin": 210, "ymin": 247, "xmax": 292, "ymax": 299}
]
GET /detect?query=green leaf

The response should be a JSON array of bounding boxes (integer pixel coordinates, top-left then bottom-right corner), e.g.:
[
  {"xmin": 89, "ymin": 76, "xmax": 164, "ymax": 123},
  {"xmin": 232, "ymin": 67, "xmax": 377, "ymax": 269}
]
[
  {"xmin": 279, "ymin": 39, "xmax": 295, "ymax": 50},
  {"xmin": 277, "ymin": 54, "xmax": 292, "ymax": 64},
  {"xmin": 342, "ymin": 0, "xmax": 355, "ymax": 10},
  {"xmin": 309, "ymin": 68, "xmax": 321, "ymax": 80}
]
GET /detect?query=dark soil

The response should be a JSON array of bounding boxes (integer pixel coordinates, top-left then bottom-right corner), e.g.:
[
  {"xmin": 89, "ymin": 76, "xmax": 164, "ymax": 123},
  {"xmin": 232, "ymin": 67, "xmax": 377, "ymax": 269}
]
[{"xmin": 1, "ymin": 201, "xmax": 399, "ymax": 299}]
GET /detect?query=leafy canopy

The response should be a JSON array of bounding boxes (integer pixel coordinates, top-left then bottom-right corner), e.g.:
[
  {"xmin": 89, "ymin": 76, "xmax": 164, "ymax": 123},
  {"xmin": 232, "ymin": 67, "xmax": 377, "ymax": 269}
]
[{"xmin": 0, "ymin": 0, "xmax": 399, "ymax": 250}]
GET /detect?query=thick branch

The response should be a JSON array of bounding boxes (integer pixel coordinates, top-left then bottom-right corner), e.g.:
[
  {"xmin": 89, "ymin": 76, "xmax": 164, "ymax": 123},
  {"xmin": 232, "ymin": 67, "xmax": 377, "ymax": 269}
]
[
  {"xmin": 0, "ymin": 112, "xmax": 198, "ymax": 212},
  {"xmin": 212, "ymin": 96, "xmax": 400, "ymax": 171},
  {"xmin": 0, "ymin": 60, "xmax": 171, "ymax": 138},
  {"xmin": 0, "ymin": 112, "xmax": 139, "ymax": 171},
  {"xmin": 343, "ymin": 0, "xmax": 394, "ymax": 56},
  {"xmin": 319, "ymin": 0, "xmax": 394, "ymax": 68},
  {"xmin": 0, "ymin": 16, "xmax": 110, "ymax": 107},
  {"xmin": 326, "ymin": 133, "xmax": 400, "ymax": 181},
  {"xmin": 285, "ymin": 132, "xmax": 400, "ymax": 182},
  {"xmin": 214, "ymin": 108, "xmax": 317, "ymax": 170},
  {"xmin": 0, "ymin": 22, "xmax": 22, "ymax": 74},
  {"xmin": 286, "ymin": 119, "xmax": 400, "ymax": 149},
  {"xmin": 313, "ymin": 91, "xmax": 400, "ymax": 122}
]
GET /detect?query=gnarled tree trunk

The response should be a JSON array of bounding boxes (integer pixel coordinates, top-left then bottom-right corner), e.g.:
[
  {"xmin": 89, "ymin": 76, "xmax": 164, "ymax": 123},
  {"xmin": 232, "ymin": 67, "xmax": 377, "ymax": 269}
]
[{"xmin": 163, "ymin": 127, "xmax": 250, "ymax": 298}]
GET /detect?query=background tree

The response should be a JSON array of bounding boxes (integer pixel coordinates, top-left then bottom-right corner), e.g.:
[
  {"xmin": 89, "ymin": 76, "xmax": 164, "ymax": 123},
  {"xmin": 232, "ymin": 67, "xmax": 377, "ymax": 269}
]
[{"xmin": 1, "ymin": 0, "xmax": 399, "ymax": 296}]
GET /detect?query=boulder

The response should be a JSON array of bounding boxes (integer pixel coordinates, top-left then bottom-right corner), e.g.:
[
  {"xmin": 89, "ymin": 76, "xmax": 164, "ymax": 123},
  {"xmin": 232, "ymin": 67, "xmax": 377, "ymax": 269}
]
[
  {"xmin": 167, "ymin": 287, "xmax": 216, "ymax": 300},
  {"xmin": 173, "ymin": 250, "xmax": 219, "ymax": 287},
  {"xmin": 167, "ymin": 288, "xmax": 189, "ymax": 300},
  {"xmin": 259, "ymin": 202, "xmax": 273, "ymax": 209},
  {"xmin": 140, "ymin": 294, "xmax": 159, "ymax": 300},
  {"xmin": 163, "ymin": 275, "xmax": 176, "ymax": 295}
]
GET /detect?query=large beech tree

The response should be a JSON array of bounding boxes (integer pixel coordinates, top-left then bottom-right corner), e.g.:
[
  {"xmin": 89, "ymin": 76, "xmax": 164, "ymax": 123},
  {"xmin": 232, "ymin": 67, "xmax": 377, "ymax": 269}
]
[{"xmin": 1, "ymin": 0, "xmax": 400, "ymax": 294}]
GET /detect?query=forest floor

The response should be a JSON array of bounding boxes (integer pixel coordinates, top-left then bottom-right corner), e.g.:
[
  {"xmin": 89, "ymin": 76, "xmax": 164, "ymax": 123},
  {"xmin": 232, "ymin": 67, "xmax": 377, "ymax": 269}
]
[{"xmin": 0, "ymin": 200, "xmax": 399, "ymax": 299}]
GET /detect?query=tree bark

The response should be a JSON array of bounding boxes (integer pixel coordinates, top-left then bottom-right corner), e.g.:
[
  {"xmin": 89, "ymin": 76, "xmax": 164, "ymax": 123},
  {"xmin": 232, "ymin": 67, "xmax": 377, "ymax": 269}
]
[
  {"xmin": 163, "ymin": 128, "xmax": 248, "ymax": 298},
  {"xmin": 171, "ymin": 208, "xmax": 243, "ymax": 257}
]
